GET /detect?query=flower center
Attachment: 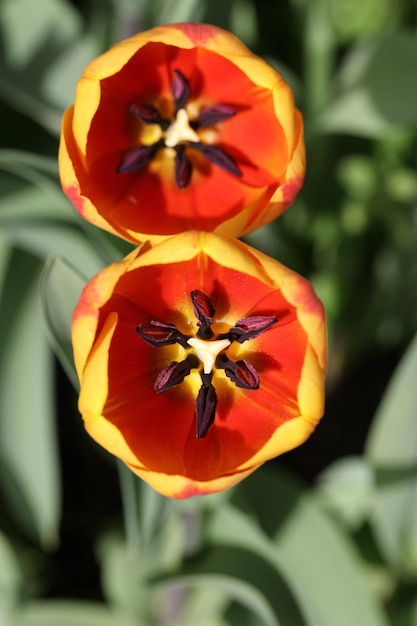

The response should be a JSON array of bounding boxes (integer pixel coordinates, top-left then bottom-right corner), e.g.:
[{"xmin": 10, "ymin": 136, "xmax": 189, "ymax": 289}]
[
  {"xmin": 164, "ymin": 108, "xmax": 200, "ymax": 148},
  {"xmin": 117, "ymin": 69, "xmax": 242, "ymax": 189},
  {"xmin": 137, "ymin": 289, "xmax": 277, "ymax": 439},
  {"xmin": 187, "ymin": 337, "xmax": 231, "ymax": 374}
]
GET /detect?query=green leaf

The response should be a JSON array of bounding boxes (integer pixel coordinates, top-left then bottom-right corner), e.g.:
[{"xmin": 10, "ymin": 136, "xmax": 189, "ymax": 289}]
[
  {"xmin": 156, "ymin": 574, "xmax": 280, "ymax": 626},
  {"xmin": 366, "ymin": 331, "xmax": 417, "ymax": 467},
  {"xmin": 0, "ymin": 160, "xmax": 127, "ymax": 273},
  {"xmin": 97, "ymin": 478, "xmax": 183, "ymax": 618},
  {"xmin": 231, "ymin": 467, "xmax": 389, "ymax": 626},
  {"xmin": 203, "ymin": 506, "xmax": 312, "ymax": 626},
  {"xmin": 230, "ymin": 0, "xmax": 258, "ymax": 47},
  {"xmin": 365, "ymin": 331, "xmax": 417, "ymax": 576},
  {"xmin": 0, "ymin": 249, "xmax": 61, "ymax": 547},
  {"xmin": 95, "ymin": 532, "xmax": 149, "ymax": 622},
  {"xmin": 0, "ymin": 174, "xmax": 71, "ymax": 224},
  {"xmin": 273, "ymin": 491, "xmax": 388, "ymax": 626},
  {"xmin": 319, "ymin": 31, "xmax": 417, "ymax": 136},
  {"xmin": 0, "ymin": 237, "xmax": 11, "ymax": 288},
  {"xmin": 41, "ymin": 256, "xmax": 86, "ymax": 388},
  {"xmin": 11, "ymin": 601, "xmax": 137, "ymax": 626},
  {"xmin": 327, "ymin": 0, "xmax": 396, "ymax": 43},
  {"xmin": 314, "ymin": 455, "xmax": 375, "ymax": 529},
  {"xmin": 0, "ymin": 150, "xmax": 59, "ymax": 178},
  {"xmin": 390, "ymin": 597, "xmax": 417, "ymax": 626},
  {"xmin": 0, "ymin": 0, "xmax": 81, "ymax": 68},
  {"xmin": 0, "ymin": 529, "xmax": 23, "ymax": 619},
  {"xmin": 317, "ymin": 88, "xmax": 393, "ymax": 137},
  {"xmin": 41, "ymin": 34, "xmax": 99, "ymax": 111},
  {"xmin": 0, "ymin": 222, "xmax": 105, "ymax": 278},
  {"xmin": 163, "ymin": 582, "xmax": 229, "ymax": 626},
  {"xmin": 148, "ymin": 0, "xmax": 204, "ymax": 24},
  {"xmin": 0, "ymin": 0, "xmax": 87, "ymax": 133}
]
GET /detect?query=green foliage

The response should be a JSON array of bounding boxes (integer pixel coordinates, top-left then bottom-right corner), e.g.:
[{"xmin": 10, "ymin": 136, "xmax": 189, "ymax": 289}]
[
  {"xmin": 0, "ymin": 250, "xmax": 60, "ymax": 548},
  {"xmin": 366, "ymin": 332, "xmax": 417, "ymax": 579},
  {"xmin": 0, "ymin": 0, "xmax": 416, "ymax": 624},
  {"xmin": 40, "ymin": 257, "xmax": 86, "ymax": 388},
  {"xmin": 10, "ymin": 601, "xmax": 137, "ymax": 626}
]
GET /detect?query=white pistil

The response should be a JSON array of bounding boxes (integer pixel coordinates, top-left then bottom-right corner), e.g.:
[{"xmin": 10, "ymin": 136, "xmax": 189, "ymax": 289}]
[
  {"xmin": 164, "ymin": 108, "xmax": 200, "ymax": 147},
  {"xmin": 187, "ymin": 337, "xmax": 231, "ymax": 374}
]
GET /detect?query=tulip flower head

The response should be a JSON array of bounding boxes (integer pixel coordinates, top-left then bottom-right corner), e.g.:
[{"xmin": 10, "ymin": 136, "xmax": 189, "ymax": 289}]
[
  {"xmin": 59, "ymin": 23, "xmax": 305, "ymax": 243},
  {"xmin": 72, "ymin": 232, "xmax": 326, "ymax": 498}
]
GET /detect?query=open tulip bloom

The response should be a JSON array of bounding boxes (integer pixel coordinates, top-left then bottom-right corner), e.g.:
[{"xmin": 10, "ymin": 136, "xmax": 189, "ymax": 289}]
[
  {"xmin": 72, "ymin": 232, "xmax": 326, "ymax": 498},
  {"xmin": 59, "ymin": 23, "xmax": 305, "ymax": 244}
]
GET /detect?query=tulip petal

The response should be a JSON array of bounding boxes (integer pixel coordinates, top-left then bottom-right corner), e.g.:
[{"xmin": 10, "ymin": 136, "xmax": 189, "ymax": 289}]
[
  {"xmin": 59, "ymin": 24, "xmax": 305, "ymax": 243},
  {"xmin": 73, "ymin": 233, "xmax": 326, "ymax": 497}
]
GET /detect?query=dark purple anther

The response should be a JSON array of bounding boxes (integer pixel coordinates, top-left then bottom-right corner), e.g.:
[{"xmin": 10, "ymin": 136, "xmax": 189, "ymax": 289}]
[
  {"xmin": 195, "ymin": 382, "xmax": 218, "ymax": 438},
  {"xmin": 117, "ymin": 141, "xmax": 164, "ymax": 174},
  {"xmin": 190, "ymin": 143, "xmax": 242, "ymax": 178},
  {"xmin": 154, "ymin": 360, "xmax": 192, "ymax": 393},
  {"xmin": 231, "ymin": 315, "xmax": 277, "ymax": 343},
  {"xmin": 130, "ymin": 103, "xmax": 169, "ymax": 130},
  {"xmin": 191, "ymin": 290, "xmax": 216, "ymax": 327},
  {"xmin": 174, "ymin": 146, "xmax": 193, "ymax": 189},
  {"xmin": 137, "ymin": 321, "xmax": 185, "ymax": 346},
  {"xmin": 197, "ymin": 104, "xmax": 236, "ymax": 128},
  {"xmin": 224, "ymin": 359, "xmax": 260, "ymax": 389},
  {"xmin": 172, "ymin": 69, "xmax": 190, "ymax": 111}
]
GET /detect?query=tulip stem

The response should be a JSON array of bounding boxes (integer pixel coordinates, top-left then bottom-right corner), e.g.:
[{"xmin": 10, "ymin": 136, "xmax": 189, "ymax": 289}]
[
  {"xmin": 117, "ymin": 460, "xmax": 141, "ymax": 554},
  {"xmin": 139, "ymin": 480, "xmax": 167, "ymax": 549}
]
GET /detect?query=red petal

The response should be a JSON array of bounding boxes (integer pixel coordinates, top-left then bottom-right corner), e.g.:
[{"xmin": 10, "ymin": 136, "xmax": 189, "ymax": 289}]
[
  {"xmin": 96, "ymin": 259, "xmax": 306, "ymax": 481},
  {"xmin": 69, "ymin": 44, "xmax": 287, "ymax": 240}
]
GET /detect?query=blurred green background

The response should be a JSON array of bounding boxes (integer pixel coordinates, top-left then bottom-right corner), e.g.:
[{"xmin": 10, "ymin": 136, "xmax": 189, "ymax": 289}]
[{"xmin": 0, "ymin": 0, "xmax": 417, "ymax": 624}]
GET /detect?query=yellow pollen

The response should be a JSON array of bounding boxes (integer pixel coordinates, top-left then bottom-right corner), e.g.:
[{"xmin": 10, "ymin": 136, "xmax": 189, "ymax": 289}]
[
  {"xmin": 187, "ymin": 337, "xmax": 231, "ymax": 374},
  {"xmin": 164, "ymin": 108, "xmax": 200, "ymax": 147}
]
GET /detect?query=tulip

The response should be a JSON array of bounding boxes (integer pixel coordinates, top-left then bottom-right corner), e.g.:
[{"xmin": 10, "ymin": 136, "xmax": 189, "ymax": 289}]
[
  {"xmin": 72, "ymin": 232, "xmax": 326, "ymax": 498},
  {"xmin": 59, "ymin": 23, "xmax": 305, "ymax": 244}
]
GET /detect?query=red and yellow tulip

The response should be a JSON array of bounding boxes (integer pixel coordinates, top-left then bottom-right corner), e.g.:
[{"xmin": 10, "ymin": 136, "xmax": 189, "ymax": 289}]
[
  {"xmin": 72, "ymin": 232, "xmax": 326, "ymax": 498},
  {"xmin": 59, "ymin": 23, "xmax": 305, "ymax": 244}
]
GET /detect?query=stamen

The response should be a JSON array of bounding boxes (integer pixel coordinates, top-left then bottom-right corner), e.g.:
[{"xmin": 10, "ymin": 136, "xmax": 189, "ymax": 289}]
[
  {"xmin": 137, "ymin": 321, "xmax": 187, "ymax": 347},
  {"xmin": 174, "ymin": 146, "xmax": 193, "ymax": 189},
  {"xmin": 191, "ymin": 289, "xmax": 215, "ymax": 328},
  {"xmin": 195, "ymin": 382, "xmax": 218, "ymax": 438},
  {"xmin": 130, "ymin": 103, "xmax": 170, "ymax": 130},
  {"xmin": 187, "ymin": 337, "xmax": 231, "ymax": 374},
  {"xmin": 197, "ymin": 104, "xmax": 236, "ymax": 128},
  {"xmin": 190, "ymin": 143, "xmax": 242, "ymax": 178},
  {"xmin": 230, "ymin": 315, "xmax": 277, "ymax": 343},
  {"xmin": 223, "ymin": 358, "xmax": 260, "ymax": 389},
  {"xmin": 172, "ymin": 69, "xmax": 190, "ymax": 111},
  {"xmin": 117, "ymin": 141, "xmax": 164, "ymax": 174},
  {"xmin": 154, "ymin": 360, "xmax": 192, "ymax": 393}
]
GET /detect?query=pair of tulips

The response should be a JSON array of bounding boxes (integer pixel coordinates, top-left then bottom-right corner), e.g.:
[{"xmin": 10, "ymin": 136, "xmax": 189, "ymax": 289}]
[{"xmin": 60, "ymin": 23, "xmax": 327, "ymax": 498}]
